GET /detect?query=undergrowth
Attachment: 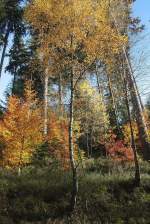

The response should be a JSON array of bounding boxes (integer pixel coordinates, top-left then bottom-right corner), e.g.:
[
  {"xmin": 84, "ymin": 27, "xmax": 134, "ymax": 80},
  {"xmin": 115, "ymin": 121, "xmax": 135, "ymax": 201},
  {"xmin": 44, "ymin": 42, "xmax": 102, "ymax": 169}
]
[{"xmin": 0, "ymin": 159, "xmax": 150, "ymax": 224}]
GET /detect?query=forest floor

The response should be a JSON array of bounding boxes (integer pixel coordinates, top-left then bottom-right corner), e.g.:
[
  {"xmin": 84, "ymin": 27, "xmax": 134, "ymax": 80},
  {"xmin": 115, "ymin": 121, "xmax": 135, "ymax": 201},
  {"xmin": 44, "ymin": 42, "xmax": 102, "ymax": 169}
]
[{"xmin": 0, "ymin": 159, "xmax": 150, "ymax": 224}]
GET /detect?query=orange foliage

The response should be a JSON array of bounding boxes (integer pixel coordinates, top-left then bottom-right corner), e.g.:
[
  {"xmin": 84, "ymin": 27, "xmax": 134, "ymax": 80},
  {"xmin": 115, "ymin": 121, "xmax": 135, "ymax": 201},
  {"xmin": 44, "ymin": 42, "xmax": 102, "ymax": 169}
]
[
  {"xmin": 106, "ymin": 140, "xmax": 134, "ymax": 162},
  {"xmin": 47, "ymin": 112, "xmax": 81, "ymax": 169},
  {"xmin": 47, "ymin": 112, "xmax": 70, "ymax": 169},
  {"xmin": 0, "ymin": 83, "xmax": 43, "ymax": 168}
]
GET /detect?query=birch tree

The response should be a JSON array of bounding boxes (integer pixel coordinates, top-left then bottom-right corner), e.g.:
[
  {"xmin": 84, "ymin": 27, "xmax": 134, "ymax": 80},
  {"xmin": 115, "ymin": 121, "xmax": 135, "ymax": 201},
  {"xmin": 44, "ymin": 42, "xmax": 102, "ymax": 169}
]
[{"xmin": 25, "ymin": 0, "xmax": 126, "ymax": 210}]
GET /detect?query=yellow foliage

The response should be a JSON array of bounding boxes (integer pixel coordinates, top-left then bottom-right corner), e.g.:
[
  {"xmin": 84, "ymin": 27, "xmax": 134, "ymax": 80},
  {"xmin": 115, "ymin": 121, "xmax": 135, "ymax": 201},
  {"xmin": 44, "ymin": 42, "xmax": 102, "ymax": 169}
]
[
  {"xmin": 25, "ymin": 0, "xmax": 127, "ymax": 69},
  {"xmin": 76, "ymin": 80, "xmax": 109, "ymax": 128},
  {"xmin": 123, "ymin": 122, "xmax": 139, "ymax": 146},
  {"xmin": 74, "ymin": 80, "xmax": 109, "ymax": 150}
]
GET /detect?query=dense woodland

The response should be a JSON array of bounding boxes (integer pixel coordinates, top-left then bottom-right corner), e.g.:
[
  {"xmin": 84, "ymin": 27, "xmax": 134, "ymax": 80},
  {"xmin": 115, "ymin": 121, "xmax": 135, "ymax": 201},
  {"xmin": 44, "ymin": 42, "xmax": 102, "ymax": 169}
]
[{"xmin": 0, "ymin": 0, "xmax": 150, "ymax": 223}]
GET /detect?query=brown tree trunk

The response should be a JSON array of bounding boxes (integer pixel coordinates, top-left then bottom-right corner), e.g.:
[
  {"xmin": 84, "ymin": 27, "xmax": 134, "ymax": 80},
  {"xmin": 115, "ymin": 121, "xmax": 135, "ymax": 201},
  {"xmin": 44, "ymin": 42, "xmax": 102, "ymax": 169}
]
[
  {"xmin": 121, "ymin": 63, "xmax": 140, "ymax": 186},
  {"xmin": 124, "ymin": 49, "xmax": 150, "ymax": 160}
]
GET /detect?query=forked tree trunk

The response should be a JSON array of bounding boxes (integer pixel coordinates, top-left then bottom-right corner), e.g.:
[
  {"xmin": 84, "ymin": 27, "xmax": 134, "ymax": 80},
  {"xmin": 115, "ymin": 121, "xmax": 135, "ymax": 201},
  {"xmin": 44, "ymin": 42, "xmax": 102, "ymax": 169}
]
[
  {"xmin": 0, "ymin": 24, "xmax": 10, "ymax": 78},
  {"xmin": 69, "ymin": 71, "xmax": 78, "ymax": 211}
]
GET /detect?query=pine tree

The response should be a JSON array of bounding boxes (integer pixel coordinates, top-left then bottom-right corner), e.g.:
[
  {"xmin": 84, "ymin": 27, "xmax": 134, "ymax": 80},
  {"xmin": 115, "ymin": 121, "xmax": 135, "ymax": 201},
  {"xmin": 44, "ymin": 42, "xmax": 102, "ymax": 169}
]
[{"xmin": 0, "ymin": 0, "xmax": 25, "ymax": 78}]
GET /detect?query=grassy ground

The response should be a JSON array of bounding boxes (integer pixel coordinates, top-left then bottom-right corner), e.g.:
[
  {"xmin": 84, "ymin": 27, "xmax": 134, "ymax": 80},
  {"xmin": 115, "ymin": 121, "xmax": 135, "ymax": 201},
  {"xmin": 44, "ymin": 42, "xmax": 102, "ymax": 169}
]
[{"xmin": 0, "ymin": 159, "xmax": 150, "ymax": 224}]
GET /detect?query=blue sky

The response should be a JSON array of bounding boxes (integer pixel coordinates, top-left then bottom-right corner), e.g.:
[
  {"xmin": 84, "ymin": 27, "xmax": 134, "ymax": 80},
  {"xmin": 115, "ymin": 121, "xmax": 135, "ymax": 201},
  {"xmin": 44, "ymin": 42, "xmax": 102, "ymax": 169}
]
[
  {"xmin": 0, "ymin": 44, "xmax": 12, "ymax": 103},
  {"xmin": 132, "ymin": 0, "xmax": 150, "ymax": 102},
  {"xmin": 133, "ymin": 0, "xmax": 150, "ymax": 23},
  {"xmin": 0, "ymin": 0, "xmax": 150, "ymax": 103}
]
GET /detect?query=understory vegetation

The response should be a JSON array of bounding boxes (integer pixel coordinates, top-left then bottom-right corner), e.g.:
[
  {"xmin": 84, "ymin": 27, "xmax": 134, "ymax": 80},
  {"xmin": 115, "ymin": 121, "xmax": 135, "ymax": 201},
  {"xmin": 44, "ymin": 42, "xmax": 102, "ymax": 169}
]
[{"xmin": 0, "ymin": 159, "xmax": 150, "ymax": 224}]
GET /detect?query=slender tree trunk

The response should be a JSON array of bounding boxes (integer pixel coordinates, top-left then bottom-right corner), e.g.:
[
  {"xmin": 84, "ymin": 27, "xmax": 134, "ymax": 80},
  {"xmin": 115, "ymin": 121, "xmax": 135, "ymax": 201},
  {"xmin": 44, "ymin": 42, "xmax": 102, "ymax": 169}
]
[
  {"xmin": 0, "ymin": 23, "xmax": 10, "ymax": 78},
  {"xmin": 85, "ymin": 100, "xmax": 90, "ymax": 158},
  {"xmin": 95, "ymin": 67, "xmax": 108, "ymax": 155},
  {"xmin": 121, "ymin": 64, "xmax": 140, "ymax": 186},
  {"xmin": 90, "ymin": 129, "xmax": 93, "ymax": 157},
  {"xmin": 107, "ymin": 74, "xmax": 121, "ymax": 138},
  {"xmin": 124, "ymin": 51, "xmax": 150, "ymax": 160},
  {"xmin": 110, "ymin": 7, "xmax": 150, "ymax": 160},
  {"xmin": 95, "ymin": 65, "xmax": 120, "ymax": 137},
  {"xmin": 12, "ymin": 68, "xmax": 17, "ymax": 95},
  {"xmin": 18, "ymin": 137, "xmax": 24, "ymax": 177},
  {"xmin": 86, "ymin": 132, "xmax": 90, "ymax": 158},
  {"xmin": 128, "ymin": 58, "xmax": 145, "ymax": 112},
  {"xmin": 95, "ymin": 65, "xmax": 103, "ymax": 99},
  {"xmin": 69, "ymin": 71, "xmax": 78, "ymax": 211},
  {"xmin": 58, "ymin": 73, "xmax": 63, "ymax": 116},
  {"xmin": 44, "ymin": 71, "xmax": 49, "ymax": 136}
]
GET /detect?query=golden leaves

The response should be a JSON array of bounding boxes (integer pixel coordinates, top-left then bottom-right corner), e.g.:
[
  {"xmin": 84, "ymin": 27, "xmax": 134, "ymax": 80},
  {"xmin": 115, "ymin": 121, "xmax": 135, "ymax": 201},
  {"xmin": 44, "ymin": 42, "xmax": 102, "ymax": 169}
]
[
  {"xmin": 0, "ymin": 83, "xmax": 43, "ymax": 167},
  {"xmin": 25, "ymin": 0, "xmax": 126, "ymax": 70}
]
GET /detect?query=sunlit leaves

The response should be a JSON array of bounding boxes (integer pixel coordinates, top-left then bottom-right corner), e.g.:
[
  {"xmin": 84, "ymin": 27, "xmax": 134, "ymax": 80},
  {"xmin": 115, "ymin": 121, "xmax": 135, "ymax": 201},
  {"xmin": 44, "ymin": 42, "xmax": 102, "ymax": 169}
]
[
  {"xmin": 25, "ymin": 0, "xmax": 127, "ymax": 70},
  {"xmin": 0, "ymin": 82, "xmax": 43, "ymax": 167}
]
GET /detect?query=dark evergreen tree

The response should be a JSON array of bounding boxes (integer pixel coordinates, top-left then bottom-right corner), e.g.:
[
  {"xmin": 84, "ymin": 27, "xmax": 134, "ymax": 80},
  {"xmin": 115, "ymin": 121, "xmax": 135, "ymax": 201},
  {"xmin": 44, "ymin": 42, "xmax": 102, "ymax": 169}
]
[
  {"xmin": 6, "ymin": 36, "xmax": 44, "ymax": 98},
  {"xmin": 0, "ymin": 0, "xmax": 25, "ymax": 78}
]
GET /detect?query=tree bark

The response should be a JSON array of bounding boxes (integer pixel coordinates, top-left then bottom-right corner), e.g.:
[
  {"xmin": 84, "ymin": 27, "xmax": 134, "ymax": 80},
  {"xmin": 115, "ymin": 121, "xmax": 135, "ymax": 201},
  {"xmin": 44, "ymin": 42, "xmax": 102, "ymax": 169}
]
[
  {"xmin": 107, "ymin": 74, "xmax": 121, "ymax": 138},
  {"xmin": 0, "ymin": 23, "xmax": 10, "ymax": 78},
  {"xmin": 69, "ymin": 71, "xmax": 78, "ymax": 211},
  {"xmin": 58, "ymin": 73, "xmax": 63, "ymax": 116},
  {"xmin": 90, "ymin": 128, "xmax": 93, "ymax": 157},
  {"xmin": 122, "ymin": 63, "xmax": 140, "ymax": 186},
  {"xmin": 44, "ymin": 71, "xmax": 49, "ymax": 136},
  {"xmin": 95, "ymin": 65, "xmax": 120, "ymax": 138},
  {"xmin": 12, "ymin": 68, "xmax": 17, "ymax": 95},
  {"xmin": 124, "ymin": 50, "xmax": 150, "ymax": 160},
  {"xmin": 86, "ymin": 132, "xmax": 90, "ymax": 158}
]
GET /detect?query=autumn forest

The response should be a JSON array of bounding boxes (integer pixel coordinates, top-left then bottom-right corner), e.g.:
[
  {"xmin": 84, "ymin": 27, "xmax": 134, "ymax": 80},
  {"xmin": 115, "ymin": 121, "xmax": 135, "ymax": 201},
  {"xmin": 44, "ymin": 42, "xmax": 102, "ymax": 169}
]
[{"xmin": 0, "ymin": 0, "xmax": 150, "ymax": 223}]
